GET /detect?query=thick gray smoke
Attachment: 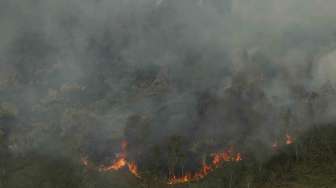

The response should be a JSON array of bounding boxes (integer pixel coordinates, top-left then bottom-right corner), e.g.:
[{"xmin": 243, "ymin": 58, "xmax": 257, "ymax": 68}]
[{"xmin": 1, "ymin": 0, "xmax": 336, "ymax": 176}]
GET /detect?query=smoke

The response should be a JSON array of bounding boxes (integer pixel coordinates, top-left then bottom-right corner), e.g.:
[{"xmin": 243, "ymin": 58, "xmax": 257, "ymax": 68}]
[{"xmin": 1, "ymin": 0, "xmax": 336, "ymax": 178}]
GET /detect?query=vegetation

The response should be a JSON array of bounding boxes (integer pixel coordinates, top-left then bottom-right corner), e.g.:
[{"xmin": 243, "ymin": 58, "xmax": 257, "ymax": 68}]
[{"xmin": 1, "ymin": 0, "xmax": 336, "ymax": 187}]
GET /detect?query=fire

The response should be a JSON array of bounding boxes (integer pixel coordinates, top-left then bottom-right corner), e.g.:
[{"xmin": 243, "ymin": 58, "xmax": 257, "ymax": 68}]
[
  {"xmin": 128, "ymin": 161, "xmax": 140, "ymax": 178},
  {"xmin": 98, "ymin": 157, "xmax": 141, "ymax": 178},
  {"xmin": 81, "ymin": 134, "xmax": 294, "ymax": 184},
  {"xmin": 272, "ymin": 133, "xmax": 294, "ymax": 150},
  {"xmin": 168, "ymin": 174, "xmax": 192, "ymax": 185},
  {"xmin": 167, "ymin": 150, "xmax": 242, "ymax": 185},
  {"xmin": 99, "ymin": 140, "xmax": 128, "ymax": 172},
  {"xmin": 211, "ymin": 150, "xmax": 239, "ymax": 167},
  {"xmin": 81, "ymin": 141, "xmax": 242, "ymax": 185},
  {"xmin": 286, "ymin": 133, "xmax": 293, "ymax": 145},
  {"xmin": 235, "ymin": 153, "xmax": 242, "ymax": 161},
  {"xmin": 91, "ymin": 141, "xmax": 141, "ymax": 178},
  {"xmin": 99, "ymin": 158, "xmax": 127, "ymax": 171}
]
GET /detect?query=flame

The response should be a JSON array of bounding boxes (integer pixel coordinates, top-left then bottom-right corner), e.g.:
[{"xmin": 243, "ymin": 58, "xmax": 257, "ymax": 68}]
[
  {"xmin": 128, "ymin": 161, "xmax": 140, "ymax": 178},
  {"xmin": 81, "ymin": 141, "xmax": 242, "ymax": 185},
  {"xmin": 99, "ymin": 140, "xmax": 128, "ymax": 172},
  {"xmin": 286, "ymin": 133, "xmax": 293, "ymax": 145},
  {"xmin": 167, "ymin": 150, "xmax": 242, "ymax": 185},
  {"xmin": 235, "ymin": 153, "xmax": 242, "ymax": 161},
  {"xmin": 98, "ymin": 157, "xmax": 141, "ymax": 178},
  {"xmin": 272, "ymin": 133, "xmax": 294, "ymax": 150},
  {"xmin": 99, "ymin": 158, "xmax": 127, "ymax": 171},
  {"xmin": 81, "ymin": 131, "xmax": 298, "ymax": 185},
  {"xmin": 92, "ymin": 141, "xmax": 141, "ymax": 178},
  {"xmin": 81, "ymin": 134, "xmax": 294, "ymax": 185}
]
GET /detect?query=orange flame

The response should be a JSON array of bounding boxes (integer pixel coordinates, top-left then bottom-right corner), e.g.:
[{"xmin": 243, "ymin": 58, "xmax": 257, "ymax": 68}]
[
  {"xmin": 92, "ymin": 141, "xmax": 141, "ymax": 178},
  {"xmin": 167, "ymin": 150, "xmax": 242, "ymax": 185},
  {"xmin": 81, "ymin": 134, "xmax": 294, "ymax": 185},
  {"xmin": 81, "ymin": 142, "xmax": 242, "ymax": 185},
  {"xmin": 272, "ymin": 133, "xmax": 294, "ymax": 150},
  {"xmin": 128, "ymin": 161, "xmax": 141, "ymax": 178},
  {"xmin": 235, "ymin": 153, "xmax": 242, "ymax": 161},
  {"xmin": 99, "ymin": 140, "xmax": 128, "ymax": 172},
  {"xmin": 286, "ymin": 133, "xmax": 293, "ymax": 145},
  {"xmin": 99, "ymin": 158, "xmax": 127, "ymax": 171}
]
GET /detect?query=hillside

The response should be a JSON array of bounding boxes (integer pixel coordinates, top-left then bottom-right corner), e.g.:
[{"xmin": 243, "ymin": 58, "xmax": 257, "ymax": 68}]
[{"xmin": 1, "ymin": 1, "xmax": 336, "ymax": 188}]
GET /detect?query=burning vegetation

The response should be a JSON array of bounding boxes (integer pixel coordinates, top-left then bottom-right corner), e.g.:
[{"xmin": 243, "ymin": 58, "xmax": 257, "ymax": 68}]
[
  {"xmin": 167, "ymin": 150, "xmax": 242, "ymax": 185},
  {"xmin": 1, "ymin": 1, "xmax": 336, "ymax": 188},
  {"xmin": 81, "ymin": 133, "xmax": 293, "ymax": 185},
  {"xmin": 81, "ymin": 140, "xmax": 243, "ymax": 184}
]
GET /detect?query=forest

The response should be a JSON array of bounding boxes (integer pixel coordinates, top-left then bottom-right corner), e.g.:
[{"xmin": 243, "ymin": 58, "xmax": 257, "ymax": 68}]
[{"xmin": 0, "ymin": 0, "xmax": 336, "ymax": 187}]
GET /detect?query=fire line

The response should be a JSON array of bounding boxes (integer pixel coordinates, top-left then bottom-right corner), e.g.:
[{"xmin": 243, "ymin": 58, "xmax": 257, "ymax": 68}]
[{"xmin": 81, "ymin": 134, "xmax": 293, "ymax": 185}]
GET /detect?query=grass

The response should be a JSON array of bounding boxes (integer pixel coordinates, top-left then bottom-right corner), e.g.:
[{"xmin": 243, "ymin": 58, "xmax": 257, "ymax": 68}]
[{"xmin": 1, "ymin": 125, "xmax": 336, "ymax": 188}]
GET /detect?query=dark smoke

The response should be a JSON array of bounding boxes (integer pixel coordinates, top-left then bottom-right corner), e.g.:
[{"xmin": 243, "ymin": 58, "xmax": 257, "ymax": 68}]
[{"xmin": 1, "ymin": 0, "xmax": 336, "ymax": 184}]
